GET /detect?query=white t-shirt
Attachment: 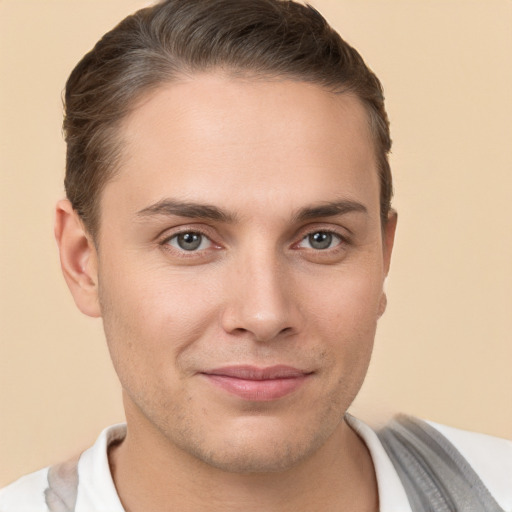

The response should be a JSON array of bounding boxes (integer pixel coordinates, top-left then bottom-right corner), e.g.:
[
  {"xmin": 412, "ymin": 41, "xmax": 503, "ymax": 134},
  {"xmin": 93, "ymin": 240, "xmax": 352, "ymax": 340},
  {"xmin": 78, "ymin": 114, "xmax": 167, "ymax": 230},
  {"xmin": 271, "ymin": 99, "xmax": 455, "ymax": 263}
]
[{"xmin": 1, "ymin": 417, "xmax": 511, "ymax": 511}]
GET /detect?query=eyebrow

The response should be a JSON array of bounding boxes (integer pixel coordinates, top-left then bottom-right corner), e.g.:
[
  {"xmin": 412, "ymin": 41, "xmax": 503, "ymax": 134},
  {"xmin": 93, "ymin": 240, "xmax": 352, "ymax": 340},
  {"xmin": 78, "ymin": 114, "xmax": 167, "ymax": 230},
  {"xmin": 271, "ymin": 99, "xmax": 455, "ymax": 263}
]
[
  {"xmin": 136, "ymin": 199, "xmax": 237, "ymax": 223},
  {"xmin": 136, "ymin": 198, "xmax": 367, "ymax": 223},
  {"xmin": 293, "ymin": 200, "xmax": 368, "ymax": 222}
]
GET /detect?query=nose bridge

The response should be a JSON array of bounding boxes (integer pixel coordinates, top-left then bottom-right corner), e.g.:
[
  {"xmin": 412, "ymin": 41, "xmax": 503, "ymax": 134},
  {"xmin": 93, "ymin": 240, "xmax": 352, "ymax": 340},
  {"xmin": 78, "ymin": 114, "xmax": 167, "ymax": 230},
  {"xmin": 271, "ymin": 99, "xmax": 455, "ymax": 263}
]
[{"xmin": 222, "ymin": 243, "xmax": 298, "ymax": 341}]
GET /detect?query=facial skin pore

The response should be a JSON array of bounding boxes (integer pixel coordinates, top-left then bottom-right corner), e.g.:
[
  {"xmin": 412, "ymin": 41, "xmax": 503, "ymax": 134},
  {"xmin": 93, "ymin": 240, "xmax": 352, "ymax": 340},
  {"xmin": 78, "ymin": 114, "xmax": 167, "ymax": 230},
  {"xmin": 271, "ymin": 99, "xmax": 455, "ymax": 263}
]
[{"xmin": 55, "ymin": 73, "xmax": 396, "ymax": 512}]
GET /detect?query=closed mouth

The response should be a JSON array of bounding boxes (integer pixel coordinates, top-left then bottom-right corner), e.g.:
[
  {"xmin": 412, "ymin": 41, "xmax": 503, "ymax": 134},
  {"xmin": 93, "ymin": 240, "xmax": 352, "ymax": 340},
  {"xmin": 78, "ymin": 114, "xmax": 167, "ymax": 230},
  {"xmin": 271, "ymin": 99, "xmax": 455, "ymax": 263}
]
[{"xmin": 201, "ymin": 365, "xmax": 313, "ymax": 401}]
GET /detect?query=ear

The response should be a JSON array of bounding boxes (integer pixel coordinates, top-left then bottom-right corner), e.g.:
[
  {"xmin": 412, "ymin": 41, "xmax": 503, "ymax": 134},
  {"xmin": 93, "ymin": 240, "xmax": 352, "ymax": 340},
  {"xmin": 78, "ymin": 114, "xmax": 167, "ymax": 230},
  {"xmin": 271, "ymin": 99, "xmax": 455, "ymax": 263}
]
[
  {"xmin": 382, "ymin": 209, "xmax": 397, "ymax": 275},
  {"xmin": 378, "ymin": 210, "xmax": 397, "ymax": 317},
  {"xmin": 54, "ymin": 199, "xmax": 101, "ymax": 318}
]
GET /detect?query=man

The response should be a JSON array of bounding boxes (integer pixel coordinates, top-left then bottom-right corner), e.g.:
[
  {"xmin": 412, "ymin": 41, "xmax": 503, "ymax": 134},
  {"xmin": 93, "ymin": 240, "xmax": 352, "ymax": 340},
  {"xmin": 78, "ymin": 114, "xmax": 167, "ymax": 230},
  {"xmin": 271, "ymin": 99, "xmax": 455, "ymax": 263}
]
[{"xmin": 1, "ymin": 0, "xmax": 510, "ymax": 510}]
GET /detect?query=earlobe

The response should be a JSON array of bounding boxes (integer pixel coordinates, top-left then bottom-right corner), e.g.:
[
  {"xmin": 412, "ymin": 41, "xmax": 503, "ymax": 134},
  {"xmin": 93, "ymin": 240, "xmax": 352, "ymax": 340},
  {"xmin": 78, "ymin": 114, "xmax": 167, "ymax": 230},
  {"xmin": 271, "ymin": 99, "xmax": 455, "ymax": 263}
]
[
  {"xmin": 378, "ymin": 291, "xmax": 387, "ymax": 318},
  {"xmin": 54, "ymin": 199, "xmax": 101, "ymax": 318}
]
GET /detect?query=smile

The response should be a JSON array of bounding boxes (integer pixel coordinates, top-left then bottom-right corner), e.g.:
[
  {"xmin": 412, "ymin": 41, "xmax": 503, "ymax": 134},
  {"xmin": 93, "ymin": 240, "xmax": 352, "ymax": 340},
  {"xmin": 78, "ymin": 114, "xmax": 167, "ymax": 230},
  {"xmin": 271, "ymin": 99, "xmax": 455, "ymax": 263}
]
[{"xmin": 201, "ymin": 365, "xmax": 312, "ymax": 401}]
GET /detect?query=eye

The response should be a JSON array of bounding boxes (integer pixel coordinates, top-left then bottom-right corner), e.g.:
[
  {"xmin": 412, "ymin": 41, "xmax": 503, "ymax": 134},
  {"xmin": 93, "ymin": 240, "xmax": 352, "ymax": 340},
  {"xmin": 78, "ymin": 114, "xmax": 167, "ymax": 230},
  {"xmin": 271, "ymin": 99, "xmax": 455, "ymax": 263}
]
[
  {"xmin": 298, "ymin": 231, "xmax": 342, "ymax": 250},
  {"xmin": 167, "ymin": 232, "xmax": 212, "ymax": 251}
]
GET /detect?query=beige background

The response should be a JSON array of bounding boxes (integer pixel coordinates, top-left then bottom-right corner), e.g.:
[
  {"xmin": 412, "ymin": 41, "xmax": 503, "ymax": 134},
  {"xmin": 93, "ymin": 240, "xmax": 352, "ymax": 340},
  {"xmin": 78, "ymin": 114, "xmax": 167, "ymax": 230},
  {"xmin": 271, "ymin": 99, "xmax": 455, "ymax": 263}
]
[{"xmin": 1, "ymin": 0, "xmax": 511, "ymax": 487}]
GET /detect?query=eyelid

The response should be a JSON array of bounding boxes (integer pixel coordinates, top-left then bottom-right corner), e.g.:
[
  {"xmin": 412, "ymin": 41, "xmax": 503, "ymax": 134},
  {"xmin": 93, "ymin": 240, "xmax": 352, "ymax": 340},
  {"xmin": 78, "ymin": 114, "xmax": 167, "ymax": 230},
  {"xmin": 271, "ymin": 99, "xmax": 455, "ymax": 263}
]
[
  {"xmin": 167, "ymin": 232, "xmax": 212, "ymax": 252},
  {"xmin": 290, "ymin": 226, "xmax": 352, "ymax": 265},
  {"xmin": 157, "ymin": 223, "xmax": 217, "ymax": 242},
  {"xmin": 158, "ymin": 225, "xmax": 223, "ymax": 256},
  {"xmin": 292, "ymin": 224, "xmax": 352, "ymax": 247},
  {"xmin": 297, "ymin": 231, "xmax": 343, "ymax": 250}
]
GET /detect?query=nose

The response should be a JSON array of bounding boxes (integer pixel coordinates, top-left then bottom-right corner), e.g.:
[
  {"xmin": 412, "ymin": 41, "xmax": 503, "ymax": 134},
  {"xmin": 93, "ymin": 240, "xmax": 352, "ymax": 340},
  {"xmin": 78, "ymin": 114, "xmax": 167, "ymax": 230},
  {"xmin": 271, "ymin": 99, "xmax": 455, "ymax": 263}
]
[{"xmin": 220, "ymin": 250, "xmax": 301, "ymax": 342}]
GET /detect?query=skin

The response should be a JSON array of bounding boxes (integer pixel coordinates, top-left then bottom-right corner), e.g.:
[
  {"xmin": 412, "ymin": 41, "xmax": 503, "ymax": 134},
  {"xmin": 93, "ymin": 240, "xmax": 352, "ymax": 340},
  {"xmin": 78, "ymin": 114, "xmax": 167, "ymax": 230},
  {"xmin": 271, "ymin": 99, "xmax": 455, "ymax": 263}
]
[{"xmin": 55, "ymin": 73, "xmax": 396, "ymax": 511}]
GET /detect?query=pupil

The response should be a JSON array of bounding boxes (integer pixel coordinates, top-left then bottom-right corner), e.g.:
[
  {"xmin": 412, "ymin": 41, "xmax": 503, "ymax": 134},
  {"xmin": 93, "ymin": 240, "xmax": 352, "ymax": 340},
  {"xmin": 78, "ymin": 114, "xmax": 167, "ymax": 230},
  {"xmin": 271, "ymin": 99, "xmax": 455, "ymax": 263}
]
[
  {"xmin": 178, "ymin": 232, "xmax": 201, "ymax": 250},
  {"xmin": 309, "ymin": 232, "xmax": 332, "ymax": 250}
]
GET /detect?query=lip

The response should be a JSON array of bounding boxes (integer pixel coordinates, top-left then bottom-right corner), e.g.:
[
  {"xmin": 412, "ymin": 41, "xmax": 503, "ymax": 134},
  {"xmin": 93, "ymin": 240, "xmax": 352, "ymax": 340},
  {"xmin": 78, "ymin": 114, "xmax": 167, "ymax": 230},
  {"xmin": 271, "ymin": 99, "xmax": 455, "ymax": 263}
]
[{"xmin": 201, "ymin": 365, "xmax": 312, "ymax": 401}]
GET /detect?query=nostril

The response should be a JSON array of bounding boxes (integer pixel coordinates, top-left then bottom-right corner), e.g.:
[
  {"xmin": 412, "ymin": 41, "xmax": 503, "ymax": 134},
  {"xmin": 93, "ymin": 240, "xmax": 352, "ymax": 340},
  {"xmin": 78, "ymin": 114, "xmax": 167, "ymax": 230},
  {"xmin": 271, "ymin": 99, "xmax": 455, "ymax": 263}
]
[{"xmin": 232, "ymin": 327, "xmax": 249, "ymax": 335}]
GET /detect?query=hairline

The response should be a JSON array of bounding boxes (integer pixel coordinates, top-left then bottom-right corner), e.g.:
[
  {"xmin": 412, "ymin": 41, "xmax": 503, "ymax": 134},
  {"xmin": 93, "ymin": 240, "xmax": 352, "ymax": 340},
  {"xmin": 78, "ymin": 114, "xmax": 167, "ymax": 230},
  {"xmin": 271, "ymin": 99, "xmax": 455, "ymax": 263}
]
[{"xmin": 83, "ymin": 70, "xmax": 389, "ymax": 245}]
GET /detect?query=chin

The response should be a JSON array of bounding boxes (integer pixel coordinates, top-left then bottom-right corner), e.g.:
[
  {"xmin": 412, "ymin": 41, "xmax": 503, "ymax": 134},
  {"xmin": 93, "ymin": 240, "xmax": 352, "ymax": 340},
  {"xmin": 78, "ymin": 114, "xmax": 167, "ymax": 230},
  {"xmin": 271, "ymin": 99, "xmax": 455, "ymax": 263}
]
[
  {"xmin": 193, "ymin": 439, "xmax": 317, "ymax": 474},
  {"xmin": 175, "ymin": 416, "xmax": 339, "ymax": 474}
]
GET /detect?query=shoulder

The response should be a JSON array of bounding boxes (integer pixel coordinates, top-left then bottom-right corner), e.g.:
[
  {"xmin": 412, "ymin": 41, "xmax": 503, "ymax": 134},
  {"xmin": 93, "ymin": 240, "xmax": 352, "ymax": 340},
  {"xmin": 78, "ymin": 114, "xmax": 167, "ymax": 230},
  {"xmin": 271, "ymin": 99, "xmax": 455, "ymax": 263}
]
[
  {"xmin": 0, "ymin": 467, "xmax": 49, "ymax": 511},
  {"xmin": 427, "ymin": 420, "xmax": 512, "ymax": 509},
  {"xmin": 0, "ymin": 424, "xmax": 126, "ymax": 512}
]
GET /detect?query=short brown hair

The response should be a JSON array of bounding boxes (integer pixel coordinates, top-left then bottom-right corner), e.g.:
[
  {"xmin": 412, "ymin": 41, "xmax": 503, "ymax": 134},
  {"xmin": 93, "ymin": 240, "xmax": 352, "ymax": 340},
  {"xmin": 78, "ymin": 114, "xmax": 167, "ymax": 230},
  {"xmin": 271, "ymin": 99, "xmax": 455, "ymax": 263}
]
[{"xmin": 63, "ymin": 0, "xmax": 392, "ymax": 237}]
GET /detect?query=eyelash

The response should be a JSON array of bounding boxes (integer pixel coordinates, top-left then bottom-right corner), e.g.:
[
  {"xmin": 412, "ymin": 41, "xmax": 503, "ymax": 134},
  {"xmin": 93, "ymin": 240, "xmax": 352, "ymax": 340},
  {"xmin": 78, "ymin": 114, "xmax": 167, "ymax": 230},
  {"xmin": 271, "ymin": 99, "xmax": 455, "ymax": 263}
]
[
  {"xmin": 159, "ymin": 228, "xmax": 219, "ymax": 258},
  {"xmin": 295, "ymin": 229, "xmax": 348, "ymax": 251},
  {"xmin": 158, "ymin": 226, "xmax": 350, "ymax": 258}
]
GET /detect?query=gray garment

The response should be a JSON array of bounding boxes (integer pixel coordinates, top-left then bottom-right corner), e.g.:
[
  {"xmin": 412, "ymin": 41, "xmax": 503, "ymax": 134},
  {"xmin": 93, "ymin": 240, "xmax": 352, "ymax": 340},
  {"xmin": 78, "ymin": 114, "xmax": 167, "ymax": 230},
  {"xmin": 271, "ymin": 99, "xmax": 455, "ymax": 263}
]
[
  {"xmin": 44, "ymin": 455, "xmax": 79, "ymax": 512},
  {"xmin": 378, "ymin": 415, "xmax": 505, "ymax": 512}
]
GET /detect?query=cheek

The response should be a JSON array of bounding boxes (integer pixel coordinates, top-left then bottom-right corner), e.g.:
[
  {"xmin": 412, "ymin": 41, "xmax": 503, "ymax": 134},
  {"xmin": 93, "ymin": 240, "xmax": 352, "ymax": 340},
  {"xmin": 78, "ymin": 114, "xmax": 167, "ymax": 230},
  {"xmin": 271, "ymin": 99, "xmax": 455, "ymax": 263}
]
[
  {"xmin": 304, "ymin": 263, "xmax": 384, "ymax": 331},
  {"xmin": 302, "ymin": 265, "xmax": 383, "ymax": 373},
  {"xmin": 97, "ymin": 261, "xmax": 221, "ymax": 378}
]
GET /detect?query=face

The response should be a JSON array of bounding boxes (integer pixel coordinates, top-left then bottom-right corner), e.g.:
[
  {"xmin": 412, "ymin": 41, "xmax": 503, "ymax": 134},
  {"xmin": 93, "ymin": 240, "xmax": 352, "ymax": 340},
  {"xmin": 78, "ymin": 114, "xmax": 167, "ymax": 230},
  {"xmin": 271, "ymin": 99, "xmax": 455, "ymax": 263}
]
[{"xmin": 93, "ymin": 74, "xmax": 394, "ymax": 473}]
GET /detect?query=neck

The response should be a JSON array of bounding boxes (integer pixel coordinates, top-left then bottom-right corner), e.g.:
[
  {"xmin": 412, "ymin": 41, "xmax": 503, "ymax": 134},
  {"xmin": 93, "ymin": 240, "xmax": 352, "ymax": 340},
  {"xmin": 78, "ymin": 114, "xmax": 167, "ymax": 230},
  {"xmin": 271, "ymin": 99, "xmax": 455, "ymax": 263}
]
[{"xmin": 109, "ymin": 414, "xmax": 378, "ymax": 512}]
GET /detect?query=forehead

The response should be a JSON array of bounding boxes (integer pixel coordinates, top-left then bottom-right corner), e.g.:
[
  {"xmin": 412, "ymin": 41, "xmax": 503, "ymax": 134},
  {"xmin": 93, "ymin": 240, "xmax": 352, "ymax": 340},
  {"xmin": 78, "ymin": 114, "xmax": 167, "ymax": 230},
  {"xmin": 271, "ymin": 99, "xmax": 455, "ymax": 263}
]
[{"xmin": 104, "ymin": 74, "xmax": 379, "ymax": 221}]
